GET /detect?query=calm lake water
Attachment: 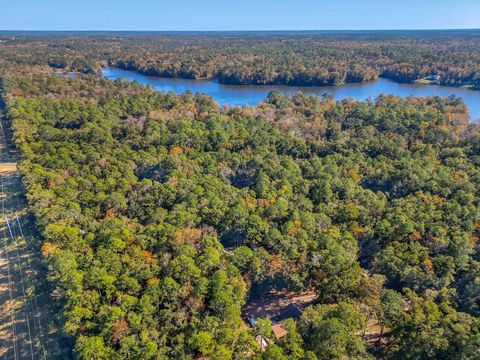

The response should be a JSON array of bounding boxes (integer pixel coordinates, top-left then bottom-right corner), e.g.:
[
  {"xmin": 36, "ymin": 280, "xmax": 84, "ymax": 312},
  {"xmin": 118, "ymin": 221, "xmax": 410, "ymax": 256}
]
[{"xmin": 102, "ymin": 67, "xmax": 480, "ymax": 122}]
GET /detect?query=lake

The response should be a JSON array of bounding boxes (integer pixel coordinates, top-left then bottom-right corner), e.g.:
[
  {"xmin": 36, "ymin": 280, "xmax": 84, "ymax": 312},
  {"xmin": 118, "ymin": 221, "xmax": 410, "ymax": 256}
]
[{"xmin": 102, "ymin": 67, "xmax": 480, "ymax": 122}]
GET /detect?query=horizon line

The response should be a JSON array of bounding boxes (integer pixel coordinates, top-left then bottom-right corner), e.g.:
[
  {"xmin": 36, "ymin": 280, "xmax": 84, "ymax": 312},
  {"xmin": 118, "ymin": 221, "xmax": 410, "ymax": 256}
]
[{"xmin": 1, "ymin": 28, "xmax": 480, "ymax": 33}]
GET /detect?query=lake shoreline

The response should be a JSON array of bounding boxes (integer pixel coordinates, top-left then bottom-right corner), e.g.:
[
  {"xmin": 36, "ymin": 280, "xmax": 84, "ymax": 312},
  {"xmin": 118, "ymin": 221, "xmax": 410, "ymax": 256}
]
[
  {"xmin": 102, "ymin": 67, "xmax": 480, "ymax": 122},
  {"xmin": 106, "ymin": 64, "xmax": 479, "ymax": 91}
]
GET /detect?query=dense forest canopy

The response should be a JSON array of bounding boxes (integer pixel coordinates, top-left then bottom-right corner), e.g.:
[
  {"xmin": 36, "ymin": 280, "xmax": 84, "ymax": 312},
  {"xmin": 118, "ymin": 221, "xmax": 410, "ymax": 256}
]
[{"xmin": 1, "ymin": 33, "xmax": 480, "ymax": 359}]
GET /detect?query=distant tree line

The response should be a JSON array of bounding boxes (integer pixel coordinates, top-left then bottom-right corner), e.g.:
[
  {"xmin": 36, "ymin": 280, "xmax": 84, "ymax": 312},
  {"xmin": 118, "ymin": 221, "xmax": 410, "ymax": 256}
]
[{"xmin": 1, "ymin": 31, "xmax": 480, "ymax": 88}]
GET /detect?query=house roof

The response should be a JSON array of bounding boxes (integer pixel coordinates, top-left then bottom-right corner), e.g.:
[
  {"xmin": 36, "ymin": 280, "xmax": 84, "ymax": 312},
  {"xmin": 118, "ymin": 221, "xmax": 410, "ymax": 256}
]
[
  {"xmin": 272, "ymin": 324, "xmax": 288, "ymax": 340},
  {"xmin": 255, "ymin": 335, "xmax": 268, "ymax": 351}
]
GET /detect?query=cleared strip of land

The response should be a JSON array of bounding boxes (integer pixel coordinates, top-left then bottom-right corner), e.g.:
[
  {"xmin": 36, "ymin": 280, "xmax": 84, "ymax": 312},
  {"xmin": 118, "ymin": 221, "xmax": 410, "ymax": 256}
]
[{"xmin": 0, "ymin": 93, "xmax": 68, "ymax": 359}]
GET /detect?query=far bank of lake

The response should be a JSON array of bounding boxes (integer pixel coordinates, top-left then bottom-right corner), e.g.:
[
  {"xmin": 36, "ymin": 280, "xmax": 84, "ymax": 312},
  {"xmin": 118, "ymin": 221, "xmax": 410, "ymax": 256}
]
[{"xmin": 102, "ymin": 67, "xmax": 480, "ymax": 122}]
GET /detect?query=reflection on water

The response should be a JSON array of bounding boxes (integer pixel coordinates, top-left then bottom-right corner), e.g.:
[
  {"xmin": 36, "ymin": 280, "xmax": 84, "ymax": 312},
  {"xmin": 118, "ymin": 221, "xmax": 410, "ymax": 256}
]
[{"xmin": 102, "ymin": 67, "xmax": 480, "ymax": 122}]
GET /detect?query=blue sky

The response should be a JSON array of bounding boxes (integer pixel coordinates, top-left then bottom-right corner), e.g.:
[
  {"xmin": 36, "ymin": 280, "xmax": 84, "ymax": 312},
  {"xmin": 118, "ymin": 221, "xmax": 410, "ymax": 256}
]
[{"xmin": 2, "ymin": 0, "xmax": 480, "ymax": 31}]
